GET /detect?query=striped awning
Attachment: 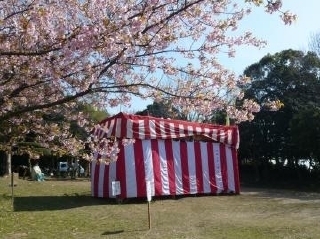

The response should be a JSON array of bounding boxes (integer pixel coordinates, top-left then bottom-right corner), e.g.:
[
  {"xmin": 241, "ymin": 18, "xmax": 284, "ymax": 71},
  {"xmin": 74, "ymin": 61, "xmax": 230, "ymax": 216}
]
[{"xmin": 92, "ymin": 112, "xmax": 239, "ymax": 149}]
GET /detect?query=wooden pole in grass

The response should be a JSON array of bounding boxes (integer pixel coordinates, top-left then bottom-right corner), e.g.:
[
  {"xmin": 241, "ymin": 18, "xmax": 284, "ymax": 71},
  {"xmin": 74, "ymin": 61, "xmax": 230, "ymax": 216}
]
[
  {"xmin": 147, "ymin": 201, "xmax": 151, "ymax": 230},
  {"xmin": 146, "ymin": 181, "xmax": 152, "ymax": 230},
  {"xmin": 11, "ymin": 164, "xmax": 14, "ymax": 207},
  {"xmin": 7, "ymin": 150, "xmax": 14, "ymax": 208}
]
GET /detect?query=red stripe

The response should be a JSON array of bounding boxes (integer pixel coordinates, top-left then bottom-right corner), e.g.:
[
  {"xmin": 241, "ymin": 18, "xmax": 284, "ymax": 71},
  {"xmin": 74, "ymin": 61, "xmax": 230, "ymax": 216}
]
[
  {"xmin": 172, "ymin": 122, "xmax": 180, "ymax": 137},
  {"xmin": 132, "ymin": 120, "xmax": 142, "ymax": 139},
  {"xmin": 164, "ymin": 121, "xmax": 171, "ymax": 138},
  {"xmin": 216, "ymin": 129, "xmax": 221, "ymax": 144},
  {"xmin": 219, "ymin": 144, "xmax": 228, "ymax": 192},
  {"xmin": 154, "ymin": 120, "xmax": 161, "ymax": 138},
  {"xmin": 93, "ymin": 162, "xmax": 100, "ymax": 197},
  {"xmin": 111, "ymin": 119, "xmax": 117, "ymax": 137},
  {"xmin": 151, "ymin": 139, "xmax": 162, "ymax": 196},
  {"xmin": 116, "ymin": 144, "xmax": 127, "ymax": 198},
  {"xmin": 103, "ymin": 164, "xmax": 110, "ymax": 198},
  {"xmin": 180, "ymin": 141, "xmax": 190, "ymax": 194},
  {"xmin": 144, "ymin": 119, "xmax": 150, "ymax": 138},
  {"xmin": 165, "ymin": 140, "xmax": 176, "ymax": 195},
  {"xmin": 120, "ymin": 118, "xmax": 127, "ymax": 138},
  {"xmin": 194, "ymin": 141, "xmax": 204, "ymax": 193},
  {"xmin": 232, "ymin": 148, "xmax": 240, "ymax": 194},
  {"xmin": 207, "ymin": 142, "xmax": 217, "ymax": 194},
  {"xmin": 133, "ymin": 140, "xmax": 146, "ymax": 197}
]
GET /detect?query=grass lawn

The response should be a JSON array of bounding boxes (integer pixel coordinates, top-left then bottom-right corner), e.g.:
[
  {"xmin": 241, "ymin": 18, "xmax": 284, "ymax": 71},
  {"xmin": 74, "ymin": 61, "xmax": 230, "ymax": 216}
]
[{"xmin": 1, "ymin": 176, "xmax": 320, "ymax": 239}]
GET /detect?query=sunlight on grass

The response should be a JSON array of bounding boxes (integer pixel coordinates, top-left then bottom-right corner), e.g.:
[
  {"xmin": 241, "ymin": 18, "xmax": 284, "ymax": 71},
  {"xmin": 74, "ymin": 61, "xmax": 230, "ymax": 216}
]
[{"xmin": 1, "ymin": 176, "xmax": 320, "ymax": 239}]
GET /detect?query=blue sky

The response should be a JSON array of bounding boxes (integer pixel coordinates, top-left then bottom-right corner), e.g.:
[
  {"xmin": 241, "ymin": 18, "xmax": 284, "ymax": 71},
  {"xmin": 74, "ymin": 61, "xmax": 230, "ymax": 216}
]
[
  {"xmin": 110, "ymin": 1, "xmax": 320, "ymax": 115},
  {"xmin": 220, "ymin": 0, "xmax": 320, "ymax": 75}
]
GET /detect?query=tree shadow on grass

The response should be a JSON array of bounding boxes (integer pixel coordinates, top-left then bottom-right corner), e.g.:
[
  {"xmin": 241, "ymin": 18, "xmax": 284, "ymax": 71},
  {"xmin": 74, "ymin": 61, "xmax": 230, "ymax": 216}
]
[
  {"xmin": 13, "ymin": 194, "xmax": 117, "ymax": 211},
  {"xmin": 101, "ymin": 229, "xmax": 147, "ymax": 236},
  {"xmin": 13, "ymin": 194, "xmax": 152, "ymax": 211}
]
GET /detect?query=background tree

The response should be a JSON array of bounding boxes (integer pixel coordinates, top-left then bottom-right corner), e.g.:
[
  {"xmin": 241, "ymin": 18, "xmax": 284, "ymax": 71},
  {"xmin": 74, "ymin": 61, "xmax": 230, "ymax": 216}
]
[
  {"xmin": 136, "ymin": 101, "xmax": 186, "ymax": 119},
  {"xmin": 290, "ymin": 108, "xmax": 320, "ymax": 167},
  {"xmin": 0, "ymin": 102, "xmax": 107, "ymax": 175},
  {"xmin": 239, "ymin": 49, "xmax": 320, "ymax": 182}
]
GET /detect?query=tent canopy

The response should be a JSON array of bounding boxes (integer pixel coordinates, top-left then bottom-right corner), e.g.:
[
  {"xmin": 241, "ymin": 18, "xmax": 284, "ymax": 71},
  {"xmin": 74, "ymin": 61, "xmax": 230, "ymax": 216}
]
[
  {"xmin": 93, "ymin": 112, "xmax": 239, "ymax": 149},
  {"xmin": 91, "ymin": 112, "xmax": 241, "ymax": 198}
]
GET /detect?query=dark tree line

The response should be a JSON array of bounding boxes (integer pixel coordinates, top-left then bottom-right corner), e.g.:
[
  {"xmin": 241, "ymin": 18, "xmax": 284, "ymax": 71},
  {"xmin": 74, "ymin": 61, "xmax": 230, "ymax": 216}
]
[{"xmin": 238, "ymin": 49, "xmax": 320, "ymax": 185}]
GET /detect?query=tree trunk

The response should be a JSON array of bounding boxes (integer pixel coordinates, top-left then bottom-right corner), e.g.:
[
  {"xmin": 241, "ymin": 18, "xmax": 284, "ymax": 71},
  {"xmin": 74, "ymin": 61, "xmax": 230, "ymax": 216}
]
[{"xmin": 6, "ymin": 151, "xmax": 11, "ymax": 175}]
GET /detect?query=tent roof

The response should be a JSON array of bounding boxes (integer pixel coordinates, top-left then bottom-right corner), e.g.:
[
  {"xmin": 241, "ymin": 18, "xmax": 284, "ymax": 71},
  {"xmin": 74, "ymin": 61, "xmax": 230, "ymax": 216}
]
[{"xmin": 92, "ymin": 112, "xmax": 239, "ymax": 148}]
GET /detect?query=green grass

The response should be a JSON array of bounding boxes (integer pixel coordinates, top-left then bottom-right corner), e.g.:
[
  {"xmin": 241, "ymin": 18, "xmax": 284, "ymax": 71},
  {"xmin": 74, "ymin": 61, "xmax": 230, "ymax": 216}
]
[{"xmin": 1, "ymin": 176, "xmax": 320, "ymax": 239}]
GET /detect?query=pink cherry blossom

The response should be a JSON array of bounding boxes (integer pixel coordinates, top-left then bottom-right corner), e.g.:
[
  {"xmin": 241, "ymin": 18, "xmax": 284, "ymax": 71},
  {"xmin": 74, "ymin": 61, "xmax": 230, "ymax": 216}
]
[{"xmin": 0, "ymin": 0, "xmax": 296, "ymax": 162}]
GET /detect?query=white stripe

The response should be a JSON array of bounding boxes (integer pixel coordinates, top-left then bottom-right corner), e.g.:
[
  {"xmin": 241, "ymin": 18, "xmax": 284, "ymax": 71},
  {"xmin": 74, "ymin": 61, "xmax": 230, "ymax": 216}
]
[
  {"xmin": 124, "ymin": 143, "xmax": 137, "ymax": 198},
  {"xmin": 203, "ymin": 128, "xmax": 210, "ymax": 141},
  {"xmin": 108, "ymin": 162, "xmax": 117, "ymax": 198},
  {"xmin": 172, "ymin": 140, "xmax": 183, "ymax": 194},
  {"xmin": 236, "ymin": 129, "xmax": 240, "ymax": 149},
  {"xmin": 93, "ymin": 150, "xmax": 99, "ymax": 161},
  {"xmin": 225, "ymin": 146, "xmax": 235, "ymax": 192},
  {"xmin": 179, "ymin": 124, "xmax": 185, "ymax": 137},
  {"xmin": 200, "ymin": 142, "xmax": 211, "ymax": 193},
  {"xmin": 227, "ymin": 129, "xmax": 233, "ymax": 146},
  {"xmin": 220, "ymin": 130, "xmax": 226, "ymax": 143},
  {"xmin": 142, "ymin": 140, "xmax": 155, "ymax": 196},
  {"xmin": 160, "ymin": 121, "xmax": 167, "ymax": 138},
  {"xmin": 98, "ymin": 164, "xmax": 105, "ymax": 198},
  {"xmin": 126, "ymin": 119, "xmax": 133, "ymax": 138},
  {"xmin": 187, "ymin": 125, "xmax": 193, "ymax": 136},
  {"xmin": 213, "ymin": 143, "xmax": 223, "ymax": 193},
  {"xmin": 138, "ymin": 120, "xmax": 145, "ymax": 139},
  {"xmin": 149, "ymin": 120, "xmax": 156, "ymax": 139},
  {"xmin": 169, "ymin": 122, "xmax": 176, "ymax": 138},
  {"xmin": 158, "ymin": 140, "xmax": 170, "ymax": 195},
  {"xmin": 195, "ymin": 127, "xmax": 202, "ymax": 134},
  {"xmin": 212, "ymin": 129, "xmax": 218, "ymax": 141},
  {"xmin": 187, "ymin": 141, "xmax": 197, "ymax": 194},
  {"xmin": 115, "ymin": 118, "xmax": 122, "ymax": 138},
  {"xmin": 107, "ymin": 119, "xmax": 115, "ymax": 137},
  {"xmin": 103, "ymin": 121, "xmax": 109, "ymax": 137},
  {"xmin": 91, "ymin": 161, "xmax": 96, "ymax": 196},
  {"xmin": 126, "ymin": 120, "xmax": 133, "ymax": 139}
]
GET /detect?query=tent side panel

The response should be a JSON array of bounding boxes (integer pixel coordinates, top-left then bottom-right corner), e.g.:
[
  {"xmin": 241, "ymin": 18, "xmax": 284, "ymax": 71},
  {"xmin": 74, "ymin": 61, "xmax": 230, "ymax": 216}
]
[{"xmin": 91, "ymin": 139, "xmax": 240, "ymax": 199}]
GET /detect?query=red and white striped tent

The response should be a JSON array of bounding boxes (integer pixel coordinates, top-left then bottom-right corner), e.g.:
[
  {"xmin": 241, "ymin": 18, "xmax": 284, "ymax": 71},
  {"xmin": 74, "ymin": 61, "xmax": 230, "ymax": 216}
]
[{"xmin": 91, "ymin": 112, "xmax": 240, "ymax": 199}]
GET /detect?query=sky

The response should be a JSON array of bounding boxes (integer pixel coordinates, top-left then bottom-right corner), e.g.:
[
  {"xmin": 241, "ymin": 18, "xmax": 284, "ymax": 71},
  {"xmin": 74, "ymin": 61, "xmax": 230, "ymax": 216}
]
[
  {"xmin": 220, "ymin": 0, "xmax": 320, "ymax": 75},
  {"xmin": 109, "ymin": 0, "xmax": 320, "ymax": 115}
]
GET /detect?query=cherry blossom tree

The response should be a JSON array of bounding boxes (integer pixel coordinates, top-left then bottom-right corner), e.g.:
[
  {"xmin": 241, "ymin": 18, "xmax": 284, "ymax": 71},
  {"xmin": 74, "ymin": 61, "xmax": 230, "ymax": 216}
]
[{"xmin": 0, "ymin": 0, "xmax": 296, "ymax": 163}]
